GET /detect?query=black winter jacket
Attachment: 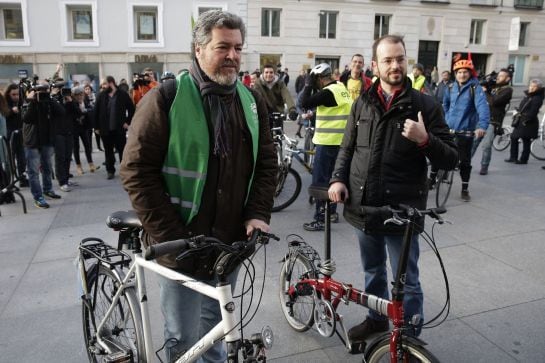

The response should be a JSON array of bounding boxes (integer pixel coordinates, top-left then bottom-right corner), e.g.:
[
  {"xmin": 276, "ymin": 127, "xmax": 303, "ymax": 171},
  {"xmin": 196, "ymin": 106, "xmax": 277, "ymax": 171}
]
[
  {"xmin": 330, "ymin": 79, "xmax": 458, "ymax": 234},
  {"xmin": 94, "ymin": 89, "xmax": 135, "ymax": 136},
  {"xmin": 486, "ymin": 84, "xmax": 512, "ymax": 128},
  {"xmin": 512, "ymin": 87, "xmax": 544, "ymax": 140},
  {"xmin": 22, "ymin": 98, "xmax": 65, "ymax": 148}
]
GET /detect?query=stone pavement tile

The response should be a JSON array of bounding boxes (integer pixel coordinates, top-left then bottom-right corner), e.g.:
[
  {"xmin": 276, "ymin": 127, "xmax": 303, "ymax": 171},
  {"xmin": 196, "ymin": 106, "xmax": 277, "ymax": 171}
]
[
  {"xmin": 0, "ymin": 230, "xmax": 44, "ymax": 268},
  {"xmin": 0, "ymin": 202, "xmax": 58, "ymax": 235},
  {"xmin": 268, "ymin": 349, "xmax": 335, "ymax": 363},
  {"xmin": 423, "ymin": 318, "xmax": 517, "ymax": 363},
  {"xmin": 34, "ymin": 222, "xmax": 117, "ymax": 262},
  {"xmin": 461, "ymin": 299, "xmax": 545, "ymax": 363},
  {"xmin": 0, "ymin": 264, "xmax": 26, "ymax": 315},
  {"xmin": 2, "ymin": 259, "xmax": 78, "ymax": 319},
  {"xmin": 0, "ymin": 305, "xmax": 87, "ymax": 362},
  {"xmin": 419, "ymin": 244, "xmax": 545, "ymax": 318},
  {"xmin": 470, "ymin": 230, "xmax": 545, "ymax": 282}
]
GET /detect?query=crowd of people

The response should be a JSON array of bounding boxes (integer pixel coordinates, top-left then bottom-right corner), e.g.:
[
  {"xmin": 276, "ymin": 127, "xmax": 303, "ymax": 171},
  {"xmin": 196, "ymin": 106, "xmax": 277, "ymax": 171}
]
[{"xmin": 0, "ymin": 65, "xmax": 169, "ymax": 208}]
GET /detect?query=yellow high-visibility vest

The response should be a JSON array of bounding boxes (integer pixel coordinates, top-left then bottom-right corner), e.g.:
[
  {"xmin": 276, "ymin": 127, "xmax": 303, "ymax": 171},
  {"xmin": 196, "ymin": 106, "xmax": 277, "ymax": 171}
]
[{"xmin": 313, "ymin": 82, "xmax": 353, "ymax": 146}]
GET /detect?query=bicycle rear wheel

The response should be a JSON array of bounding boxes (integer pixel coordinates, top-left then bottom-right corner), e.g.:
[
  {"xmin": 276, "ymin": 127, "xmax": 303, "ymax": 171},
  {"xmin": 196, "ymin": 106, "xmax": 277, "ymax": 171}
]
[
  {"xmin": 278, "ymin": 253, "xmax": 316, "ymax": 332},
  {"xmin": 435, "ymin": 169, "xmax": 453, "ymax": 209},
  {"xmin": 365, "ymin": 336, "xmax": 440, "ymax": 363},
  {"xmin": 272, "ymin": 167, "xmax": 302, "ymax": 212},
  {"xmin": 82, "ymin": 264, "xmax": 145, "ymax": 362},
  {"xmin": 530, "ymin": 138, "xmax": 545, "ymax": 160},
  {"xmin": 492, "ymin": 128, "xmax": 511, "ymax": 151}
]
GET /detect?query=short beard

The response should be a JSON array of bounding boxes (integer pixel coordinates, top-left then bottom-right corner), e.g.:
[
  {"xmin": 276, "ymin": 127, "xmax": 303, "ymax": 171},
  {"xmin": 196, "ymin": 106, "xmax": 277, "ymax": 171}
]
[{"xmin": 209, "ymin": 72, "xmax": 237, "ymax": 86}]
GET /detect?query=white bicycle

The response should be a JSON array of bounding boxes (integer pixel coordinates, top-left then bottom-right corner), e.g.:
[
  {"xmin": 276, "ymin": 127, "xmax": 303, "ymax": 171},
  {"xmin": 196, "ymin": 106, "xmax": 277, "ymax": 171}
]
[{"xmin": 77, "ymin": 210, "xmax": 277, "ymax": 363}]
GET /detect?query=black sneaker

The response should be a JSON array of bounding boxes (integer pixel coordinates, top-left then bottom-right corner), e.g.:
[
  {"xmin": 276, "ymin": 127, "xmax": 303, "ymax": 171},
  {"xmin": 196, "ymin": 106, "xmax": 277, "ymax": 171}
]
[
  {"xmin": 479, "ymin": 166, "xmax": 488, "ymax": 175},
  {"xmin": 303, "ymin": 220, "xmax": 325, "ymax": 231},
  {"xmin": 44, "ymin": 190, "xmax": 62, "ymax": 199},
  {"xmin": 330, "ymin": 212, "xmax": 339, "ymax": 223},
  {"xmin": 348, "ymin": 318, "xmax": 389, "ymax": 342},
  {"xmin": 504, "ymin": 158, "xmax": 516, "ymax": 163},
  {"xmin": 461, "ymin": 190, "xmax": 471, "ymax": 202},
  {"xmin": 107, "ymin": 173, "xmax": 115, "ymax": 180}
]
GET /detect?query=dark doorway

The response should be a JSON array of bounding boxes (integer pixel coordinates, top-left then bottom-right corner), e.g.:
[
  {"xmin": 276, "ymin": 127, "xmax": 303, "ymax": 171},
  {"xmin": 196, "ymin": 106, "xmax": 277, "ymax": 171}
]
[{"xmin": 418, "ymin": 41, "xmax": 439, "ymax": 75}]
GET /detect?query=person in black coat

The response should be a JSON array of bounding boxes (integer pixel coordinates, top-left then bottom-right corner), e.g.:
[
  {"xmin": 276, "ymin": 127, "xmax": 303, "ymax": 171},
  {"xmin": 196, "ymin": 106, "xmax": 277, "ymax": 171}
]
[
  {"xmin": 93, "ymin": 76, "xmax": 135, "ymax": 179},
  {"xmin": 506, "ymin": 79, "xmax": 545, "ymax": 164}
]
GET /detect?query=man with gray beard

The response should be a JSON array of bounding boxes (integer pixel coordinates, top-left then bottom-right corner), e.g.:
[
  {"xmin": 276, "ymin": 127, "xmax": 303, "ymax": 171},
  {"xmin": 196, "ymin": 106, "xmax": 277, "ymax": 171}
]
[{"xmin": 120, "ymin": 10, "xmax": 277, "ymax": 362}]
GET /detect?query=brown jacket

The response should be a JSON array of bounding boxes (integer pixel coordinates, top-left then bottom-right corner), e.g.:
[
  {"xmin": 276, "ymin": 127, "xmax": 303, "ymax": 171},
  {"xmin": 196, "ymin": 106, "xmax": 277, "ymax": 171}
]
[{"xmin": 120, "ymin": 84, "xmax": 277, "ymax": 279}]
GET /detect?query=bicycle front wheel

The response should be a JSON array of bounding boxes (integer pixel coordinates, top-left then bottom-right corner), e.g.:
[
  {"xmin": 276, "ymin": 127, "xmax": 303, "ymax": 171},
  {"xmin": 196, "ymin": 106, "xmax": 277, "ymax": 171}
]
[
  {"xmin": 272, "ymin": 167, "xmax": 302, "ymax": 212},
  {"xmin": 530, "ymin": 138, "xmax": 545, "ymax": 160},
  {"xmin": 278, "ymin": 253, "xmax": 316, "ymax": 332},
  {"xmin": 82, "ymin": 264, "xmax": 145, "ymax": 362},
  {"xmin": 365, "ymin": 336, "xmax": 440, "ymax": 363},
  {"xmin": 492, "ymin": 128, "xmax": 511, "ymax": 151},
  {"xmin": 435, "ymin": 169, "xmax": 453, "ymax": 209}
]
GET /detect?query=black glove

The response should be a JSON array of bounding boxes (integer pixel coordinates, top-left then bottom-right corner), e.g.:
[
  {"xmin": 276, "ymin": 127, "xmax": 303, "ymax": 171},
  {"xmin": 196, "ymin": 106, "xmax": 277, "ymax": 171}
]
[
  {"xmin": 305, "ymin": 73, "xmax": 317, "ymax": 87},
  {"xmin": 288, "ymin": 111, "xmax": 298, "ymax": 121}
]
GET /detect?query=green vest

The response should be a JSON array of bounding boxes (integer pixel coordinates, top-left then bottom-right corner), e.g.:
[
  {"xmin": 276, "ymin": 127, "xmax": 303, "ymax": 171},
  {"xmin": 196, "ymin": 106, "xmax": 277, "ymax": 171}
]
[
  {"xmin": 162, "ymin": 72, "xmax": 260, "ymax": 224},
  {"xmin": 313, "ymin": 82, "xmax": 353, "ymax": 145},
  {"xmin": 410, "ymin": 74, "xmax": 426, "ymax": 91}
]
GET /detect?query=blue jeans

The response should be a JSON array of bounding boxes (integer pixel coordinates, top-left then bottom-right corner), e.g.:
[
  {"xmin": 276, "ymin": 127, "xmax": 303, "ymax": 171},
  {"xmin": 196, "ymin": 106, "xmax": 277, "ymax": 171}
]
[
  {"xmin": 312, "ymin": 145, "xmax": 339, "ymax": 221},
  {"xmin": 354, "ymin": 228, "xmax": 423, "ymax": 336},
  {"xmin": 25, "ymin": 146, "xmax": 54, "ymax": 200},
  {"xmin": 158, "ymin": 269, "xmax": 239, "ymax": 363},
  {"xmin": 471, "ymin": 124, "xmax": 495, "ymax": 167}
]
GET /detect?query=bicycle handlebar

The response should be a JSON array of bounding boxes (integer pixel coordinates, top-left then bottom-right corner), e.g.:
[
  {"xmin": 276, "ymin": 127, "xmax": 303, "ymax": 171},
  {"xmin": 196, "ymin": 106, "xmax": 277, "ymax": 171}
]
[
  {"xmin": 144, "ymin": 229, "xmax": 279, "ymax": 261},
  {"xmin": 360, "ymin": 204, "xmax": 446, "ymax": 224}
]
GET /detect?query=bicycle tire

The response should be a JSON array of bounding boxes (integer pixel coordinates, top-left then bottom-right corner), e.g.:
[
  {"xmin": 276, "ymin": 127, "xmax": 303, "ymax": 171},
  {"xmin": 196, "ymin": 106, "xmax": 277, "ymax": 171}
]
[
  {"xmin": 278, "ymin": 253, "xmax": 316, "ymax": 332},
  {"xmin": 492, "ymin": 128, "xmax": 511, "ymax": 151},
  {"xmin": 365, "ymin": 336, "xmax": 440, "ymax": 363},
  {"xmin": 530, "ymin": 138, "xmax": 545, "ymax": 160},
  {"xmin": 82, "ymin": 263, "xmax": 145, "ymax": 362},
  {"xmin": 303, "ymin": 132, "xmax": 315, "ymax": 167},
  {"xmin": 272, "ymin": 167, "xmax": 302, "ymax": 212},
  {"xmin": 435, "ymin": 169, "xmax": 453, "ymax": 209}
]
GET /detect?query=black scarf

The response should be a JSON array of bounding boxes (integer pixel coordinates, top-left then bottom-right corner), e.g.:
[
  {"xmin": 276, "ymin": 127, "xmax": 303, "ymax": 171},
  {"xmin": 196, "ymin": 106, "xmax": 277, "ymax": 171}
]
[{"xmin": 189, "ymin": 59, "xmax": 237, "ymax": 157}]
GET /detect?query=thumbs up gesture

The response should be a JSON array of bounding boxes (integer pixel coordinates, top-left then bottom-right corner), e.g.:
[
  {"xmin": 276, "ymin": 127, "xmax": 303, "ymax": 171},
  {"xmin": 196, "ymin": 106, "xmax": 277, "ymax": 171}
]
[{"xmin": 402, "ymin": 111, "xmax": 429, "ymax": 145}]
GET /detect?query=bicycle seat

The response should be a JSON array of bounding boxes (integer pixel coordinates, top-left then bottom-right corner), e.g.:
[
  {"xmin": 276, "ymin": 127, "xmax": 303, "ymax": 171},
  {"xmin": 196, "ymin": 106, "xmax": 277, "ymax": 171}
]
[
  {"xmin": 308, "ymin": 185, "xmax": 330, "ymax": 202},
  {"xmin": 106, "ymin": 210, "xmax": 143, "ymax": 230}
]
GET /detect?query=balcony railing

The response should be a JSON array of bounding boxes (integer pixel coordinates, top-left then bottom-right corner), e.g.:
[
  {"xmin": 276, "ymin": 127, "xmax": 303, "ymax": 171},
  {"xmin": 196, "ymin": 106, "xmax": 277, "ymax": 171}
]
[
  {"xmin": 514, "ymin": 0, "xmax": 543, "ymax": 9},
  {"xmin": 469, "ymin": 0, "xmax": 498, "ymax": 6}
]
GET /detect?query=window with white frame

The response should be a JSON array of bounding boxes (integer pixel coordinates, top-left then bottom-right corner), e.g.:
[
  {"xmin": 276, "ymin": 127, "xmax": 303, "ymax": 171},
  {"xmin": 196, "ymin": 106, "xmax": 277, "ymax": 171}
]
[
  {"xmin": 134, "ymin": 6, "xmax": 157, "ymax": 41},
  {"xmin": 198, "ymin": 6, "xmax": 222, "ymax": 15},
  {"xmin": 0, "ymin": 2, "xmax": 23, "ymax": 40},
  {"xmin": 374, "ymin": 14, "xmax": 391, "ymax": 40},
  {"xmin": 60, "ymin": 1, "xmax": 98, "ymax": 46},
  {"xmin": 469, "ymin": 19, "xmax": 486, "ymax": 45},
  {"xmin": 519, "ymin": 22, "xmax": 529, "ymax": 47},
  {"xmin": 261, "ymin": 8, "xmax": 280, "ymax": 37},
  {"xmin": 319, "ymin": 11, "xmax": 337, "ymax": 39},
  {"xmin": 68, "ymin": 5, "xmax": 92, "ymax": 40}
]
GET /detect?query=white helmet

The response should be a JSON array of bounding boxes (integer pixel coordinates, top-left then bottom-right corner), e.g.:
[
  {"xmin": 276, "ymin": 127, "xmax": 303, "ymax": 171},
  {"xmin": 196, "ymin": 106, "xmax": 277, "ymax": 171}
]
[{"xmin": 310, "ymin": 63, "xmax": 332, "ymax": 77}]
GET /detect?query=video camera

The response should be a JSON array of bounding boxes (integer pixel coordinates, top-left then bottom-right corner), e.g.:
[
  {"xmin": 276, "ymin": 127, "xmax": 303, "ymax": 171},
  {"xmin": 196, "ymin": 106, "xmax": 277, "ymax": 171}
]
[
  {"xmin": 132, "ymin": 72, "xmax": 151, "ymax": 88},
  {"xmin": 479, "ymin": 71, "xmax": 497, "ymax": 91}
]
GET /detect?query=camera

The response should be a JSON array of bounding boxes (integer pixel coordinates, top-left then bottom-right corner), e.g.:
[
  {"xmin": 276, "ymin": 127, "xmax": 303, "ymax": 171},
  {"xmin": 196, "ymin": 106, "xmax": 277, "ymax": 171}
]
[
  {"xmin": 132, "ymin": 73, "xmax": 150, "ymax": 88},
  {"xmin": 61, "ymin": 87, "xmax": 72, "ymax": 97},
  {"xmin": 479, "ymin": 71, "xmax": 497, "ymax": 91}
]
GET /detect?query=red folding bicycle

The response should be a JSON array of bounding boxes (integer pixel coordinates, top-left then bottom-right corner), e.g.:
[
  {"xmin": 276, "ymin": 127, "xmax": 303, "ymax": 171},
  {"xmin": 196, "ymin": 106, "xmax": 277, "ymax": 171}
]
[{"xmin": 278, "ymin": 186, "xmax": 450, "ymax": 362}]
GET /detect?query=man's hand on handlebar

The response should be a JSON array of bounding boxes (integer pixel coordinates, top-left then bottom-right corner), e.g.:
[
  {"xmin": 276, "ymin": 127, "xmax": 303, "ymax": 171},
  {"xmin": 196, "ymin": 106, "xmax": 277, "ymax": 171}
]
[
  {"xmin": 328, "ymin": 182, "xmax": 348, "ymax": 203},
  {"xmin": 245, "ymin": 219, "xmax": 270, "ymax": 237}
]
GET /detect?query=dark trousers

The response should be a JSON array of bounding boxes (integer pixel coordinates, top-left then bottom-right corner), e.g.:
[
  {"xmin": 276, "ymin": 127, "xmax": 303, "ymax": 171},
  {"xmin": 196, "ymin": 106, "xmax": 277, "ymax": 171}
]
[
  {"xmin": 456, "ymin": 136, "xmax": 473, "ymax": 185},
  {"xmin": 73, "ymin": 128, "xmax": 93, "ymax": 165},
  {"xmin": 8, "ymin": 129, "xmax": 26, "ymax": 177},
  {"xmin": 510, "ymin": 136, "xmax": 532, "ymax": 162},
  {"xmin": 94, "ymin": 131, "xmax": 102, "ymax": 150},
  {"xmin": 312, "ymin": 145, "xmax": 339, "ymax": 221},
  {"xmin": 101, "ymin": 130, "xmax": 126, "ymax": 174},
  {"xmin": 55, "ymin": 134, "xmax": 73, "ymax": 186}
]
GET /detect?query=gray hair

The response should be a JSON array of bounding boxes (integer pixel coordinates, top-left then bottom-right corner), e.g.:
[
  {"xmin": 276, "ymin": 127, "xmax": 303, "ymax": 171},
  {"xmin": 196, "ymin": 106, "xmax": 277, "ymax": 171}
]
[
  {"xmin": 530, "ymin": 79, "xmax": 543, "ymax": 89},
  {"xmin": 191, "ymin": 10, "xmax": 246, "ymax": 58}
]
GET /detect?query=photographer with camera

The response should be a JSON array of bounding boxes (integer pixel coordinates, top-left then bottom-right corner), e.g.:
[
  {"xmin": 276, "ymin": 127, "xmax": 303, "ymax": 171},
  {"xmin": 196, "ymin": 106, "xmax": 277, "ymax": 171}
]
[
  {"xmin": 22, "ymin": 81, "xmax": 64, "ymax": 208},
  {"xmin": 471, "ymin": 69, "xmax": 512, "ymax": 175},
  {"xmin": 131, "ymin": 68, "xmax": 159, "ymax": 105}
]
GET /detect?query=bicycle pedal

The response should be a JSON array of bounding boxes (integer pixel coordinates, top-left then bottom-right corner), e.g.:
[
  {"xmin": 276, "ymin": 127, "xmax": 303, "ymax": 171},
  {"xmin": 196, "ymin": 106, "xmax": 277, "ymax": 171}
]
[
  {"xmin": 104, "ymin": 350, "xmax": 133, "ymax": 363},
  {"xmin": 348, "ymin": 339, "xmax": 366, "ymax": 354}
]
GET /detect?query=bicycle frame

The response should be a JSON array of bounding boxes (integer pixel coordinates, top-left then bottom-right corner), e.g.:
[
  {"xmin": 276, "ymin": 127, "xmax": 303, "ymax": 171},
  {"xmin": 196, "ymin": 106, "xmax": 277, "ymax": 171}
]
[{"xmin": 89, "ymin": 251, "xmax": 239, "ymax": 363}]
